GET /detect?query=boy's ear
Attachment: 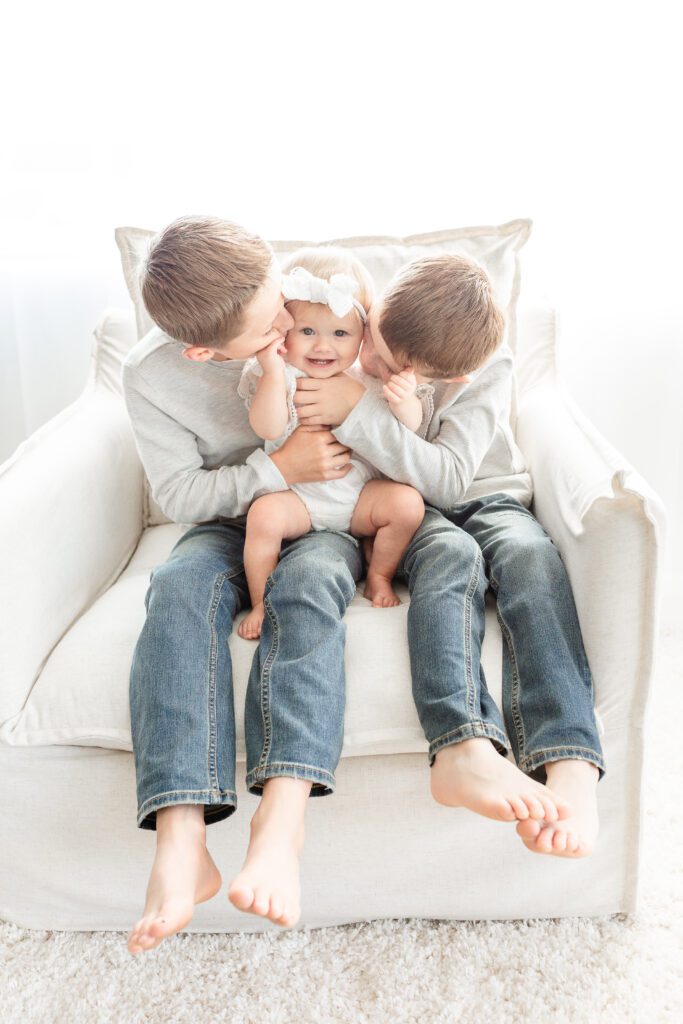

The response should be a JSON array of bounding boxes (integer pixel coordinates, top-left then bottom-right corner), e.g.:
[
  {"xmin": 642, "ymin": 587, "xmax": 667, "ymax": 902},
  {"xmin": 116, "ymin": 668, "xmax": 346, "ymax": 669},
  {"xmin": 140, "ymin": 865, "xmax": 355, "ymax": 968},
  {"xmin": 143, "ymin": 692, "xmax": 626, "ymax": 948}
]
[{"xmin": 182, "ymin": 345, "xmax": 219, "ymax": 363}]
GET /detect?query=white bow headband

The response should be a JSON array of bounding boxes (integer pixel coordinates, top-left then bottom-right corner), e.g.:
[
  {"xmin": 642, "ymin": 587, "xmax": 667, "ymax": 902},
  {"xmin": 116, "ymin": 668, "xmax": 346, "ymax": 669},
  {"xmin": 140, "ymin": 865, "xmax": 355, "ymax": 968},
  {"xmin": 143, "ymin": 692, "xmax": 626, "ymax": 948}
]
[{"xmin": 281, "ymin": 266, "xmax": 368, "ymax": 322}]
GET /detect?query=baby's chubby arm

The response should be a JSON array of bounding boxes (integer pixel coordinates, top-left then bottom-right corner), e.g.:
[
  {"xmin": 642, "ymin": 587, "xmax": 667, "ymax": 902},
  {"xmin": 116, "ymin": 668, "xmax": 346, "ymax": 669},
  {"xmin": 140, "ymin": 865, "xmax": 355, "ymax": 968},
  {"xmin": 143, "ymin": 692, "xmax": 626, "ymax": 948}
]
[
  {"xmin": 383, "ymin": 368, "xmax": 423, "ymax": 433},
  {"xmin": 248, "ymin": 337, "xmax": 291, "ymax": 440}
]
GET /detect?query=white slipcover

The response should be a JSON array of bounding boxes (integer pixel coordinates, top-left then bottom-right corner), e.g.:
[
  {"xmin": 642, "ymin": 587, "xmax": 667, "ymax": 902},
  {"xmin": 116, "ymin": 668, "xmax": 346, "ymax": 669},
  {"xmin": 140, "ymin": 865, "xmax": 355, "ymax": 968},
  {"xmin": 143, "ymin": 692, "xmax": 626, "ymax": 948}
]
[{"xmin": 0, "ymin": 302, "xmax": 664, "ymax": 930}]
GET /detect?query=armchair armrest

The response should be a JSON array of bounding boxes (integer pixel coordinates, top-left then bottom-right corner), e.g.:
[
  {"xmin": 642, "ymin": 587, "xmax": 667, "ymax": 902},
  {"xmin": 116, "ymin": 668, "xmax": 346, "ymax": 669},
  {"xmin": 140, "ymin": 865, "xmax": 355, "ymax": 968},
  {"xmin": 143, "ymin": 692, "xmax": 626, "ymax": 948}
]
[
  {"xmin": 516, "ymin": 378, "xmax": 666, "ymax": 734},
  {"xmin": 0, "ymin": 314, "xmax": 144, "ymax": 727}
]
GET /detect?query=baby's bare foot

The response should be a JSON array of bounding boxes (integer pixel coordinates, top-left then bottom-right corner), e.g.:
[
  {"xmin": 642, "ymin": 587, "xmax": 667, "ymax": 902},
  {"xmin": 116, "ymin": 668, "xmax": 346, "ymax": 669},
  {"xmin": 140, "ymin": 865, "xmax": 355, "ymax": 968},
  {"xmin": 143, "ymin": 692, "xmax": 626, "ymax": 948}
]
[
  {"xmin": 228, "ymin": 778, "xmax": 309, "ymax": 928},
  {"xmin": 238, "ymin": 603, "xmax": 265, "ymax": 640},
  {"xmin": 364, "ymin": 573, "xmax": 401, "ymax": 608},
  {"xmin": 431, "ymin": 738, "xmax": 571, "ymax": 823},
  {"xmin": 516, "ymin": 759, "xmax": 599, "ymax": 857},
  {"xmin": 127, "ymin": 805, "xmax": 222, "ymax": 956}
]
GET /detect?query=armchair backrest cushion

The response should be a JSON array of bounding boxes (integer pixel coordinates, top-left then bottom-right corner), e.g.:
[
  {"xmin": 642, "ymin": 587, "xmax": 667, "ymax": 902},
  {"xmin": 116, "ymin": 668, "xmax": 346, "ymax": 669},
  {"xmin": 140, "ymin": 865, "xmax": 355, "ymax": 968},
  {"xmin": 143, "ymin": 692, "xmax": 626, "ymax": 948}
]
[{"xmin": 116, "ymin": 219, "xmax": 532, "ymax": 352}]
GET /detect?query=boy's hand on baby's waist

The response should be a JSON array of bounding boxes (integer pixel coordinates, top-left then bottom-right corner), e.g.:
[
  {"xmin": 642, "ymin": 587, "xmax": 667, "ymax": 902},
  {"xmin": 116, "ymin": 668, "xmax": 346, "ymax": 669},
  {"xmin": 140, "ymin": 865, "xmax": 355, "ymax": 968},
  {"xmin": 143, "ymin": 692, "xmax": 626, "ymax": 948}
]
[
  {"xmin": 293, "ymin": 374, "xmax": 366, "ymax": 426},
  {"xmin": 269, "ymin": 426, "xmax": 353, "ymax": 485}
]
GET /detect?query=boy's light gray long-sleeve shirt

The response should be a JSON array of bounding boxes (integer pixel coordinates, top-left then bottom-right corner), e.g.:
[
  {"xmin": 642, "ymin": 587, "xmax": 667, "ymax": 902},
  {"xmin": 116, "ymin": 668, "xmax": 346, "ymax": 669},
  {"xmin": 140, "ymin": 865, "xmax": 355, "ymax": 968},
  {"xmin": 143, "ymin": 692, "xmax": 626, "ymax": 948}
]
[
  {"xmin": 122, "ymin": 329, "xmax": 289, "ymax": 524},
  {"xmin": 337, "ymin": 344, "xmax": 533, "ymax": 510},
  {"xmin": 122, "ymin": 328, "xmax": 532, "ymax": 525}
]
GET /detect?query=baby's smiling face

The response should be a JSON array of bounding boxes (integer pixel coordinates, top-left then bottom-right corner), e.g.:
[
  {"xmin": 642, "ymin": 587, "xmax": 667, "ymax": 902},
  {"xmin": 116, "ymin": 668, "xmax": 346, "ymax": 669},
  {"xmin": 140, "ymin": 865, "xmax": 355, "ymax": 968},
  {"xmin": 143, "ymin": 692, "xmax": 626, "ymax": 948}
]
[{"xmin": 283, "ymin": 300, "xmax": 364, "ymax": 378}]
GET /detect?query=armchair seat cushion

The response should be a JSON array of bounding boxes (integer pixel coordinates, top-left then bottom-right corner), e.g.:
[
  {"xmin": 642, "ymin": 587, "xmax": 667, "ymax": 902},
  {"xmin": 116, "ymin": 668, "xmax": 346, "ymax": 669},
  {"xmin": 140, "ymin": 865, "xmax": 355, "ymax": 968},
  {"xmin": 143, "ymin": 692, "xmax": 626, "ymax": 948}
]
[{"xmin": 1, "ymin": 523, "xmax": 506, "ymax": 756}]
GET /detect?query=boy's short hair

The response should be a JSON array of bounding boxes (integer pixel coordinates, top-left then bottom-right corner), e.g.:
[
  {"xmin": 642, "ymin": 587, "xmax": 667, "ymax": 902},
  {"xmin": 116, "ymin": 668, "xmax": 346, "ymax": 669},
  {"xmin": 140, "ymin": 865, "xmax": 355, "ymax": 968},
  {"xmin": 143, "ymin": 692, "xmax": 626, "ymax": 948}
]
[
  {"xmin": 281, "ymin": 246, "xmax": 374, "ymax": 318},
  {"xmin": 379, "ymin": 254, "xmax": 505, "ymax": 377},
  {"xmin": 139, "ymin": 216, "xmax": 273, "ymax": 347}
]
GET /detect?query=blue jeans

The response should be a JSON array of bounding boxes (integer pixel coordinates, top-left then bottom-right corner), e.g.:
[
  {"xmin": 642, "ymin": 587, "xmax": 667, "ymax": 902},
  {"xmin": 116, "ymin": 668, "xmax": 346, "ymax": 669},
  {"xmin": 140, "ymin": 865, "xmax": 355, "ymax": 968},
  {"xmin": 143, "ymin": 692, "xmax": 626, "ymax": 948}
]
[
  {"xmin": 129, "ymin": 520, "xmax": 363, "ymax": 830},
  {"xmin": 397, "ymin": 499, "xmax": 605, "ymax": 779}
]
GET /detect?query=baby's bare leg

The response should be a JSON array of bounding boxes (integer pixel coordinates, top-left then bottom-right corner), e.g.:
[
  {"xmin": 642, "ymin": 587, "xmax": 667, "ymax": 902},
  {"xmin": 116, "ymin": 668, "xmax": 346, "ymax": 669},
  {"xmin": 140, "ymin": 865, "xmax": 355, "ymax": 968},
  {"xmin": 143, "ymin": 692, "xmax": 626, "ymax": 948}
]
[
  {"xmin": 350, "ymin": 480, "xmax": 425, "ymax": 607},
  {"xmin": 239, "ymin": 492, "xmax": 311, "ymax": 640}
]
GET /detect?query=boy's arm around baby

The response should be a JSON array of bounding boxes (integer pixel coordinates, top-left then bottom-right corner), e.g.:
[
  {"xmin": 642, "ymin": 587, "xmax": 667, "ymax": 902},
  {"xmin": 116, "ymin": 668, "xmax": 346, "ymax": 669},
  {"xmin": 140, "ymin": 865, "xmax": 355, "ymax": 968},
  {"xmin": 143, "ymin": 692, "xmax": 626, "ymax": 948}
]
[
  {"xmin": 329, "ymin": 349, "xmax": 515, "ymax": 509},
  {"xmin": 122, "ymin": 361, "xmax": 288, "ymax": 524}
]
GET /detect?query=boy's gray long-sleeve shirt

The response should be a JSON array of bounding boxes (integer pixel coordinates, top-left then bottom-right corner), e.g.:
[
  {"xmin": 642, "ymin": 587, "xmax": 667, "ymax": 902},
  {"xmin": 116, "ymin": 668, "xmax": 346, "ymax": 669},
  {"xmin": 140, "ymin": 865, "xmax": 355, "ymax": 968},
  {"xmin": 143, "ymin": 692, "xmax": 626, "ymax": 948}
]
[
  {"xmin": 122, "ymin": 328, "xmax": 289, "ymax": 524},
  {"xmin": 337, "ymin": 344, "xmax": 532, "ymax": 510},
  {"xmin": 122, "ymin": 328, "xmax": 531, "ymax": 525}
]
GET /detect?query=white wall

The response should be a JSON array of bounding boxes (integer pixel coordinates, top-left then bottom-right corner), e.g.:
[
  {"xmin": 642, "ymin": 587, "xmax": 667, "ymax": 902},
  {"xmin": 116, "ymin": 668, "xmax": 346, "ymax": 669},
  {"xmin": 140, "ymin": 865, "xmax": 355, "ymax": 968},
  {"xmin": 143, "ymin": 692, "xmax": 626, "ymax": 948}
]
[{"xmin": 3, "ymin": 0, "xmax": 681, "ymax": 582}]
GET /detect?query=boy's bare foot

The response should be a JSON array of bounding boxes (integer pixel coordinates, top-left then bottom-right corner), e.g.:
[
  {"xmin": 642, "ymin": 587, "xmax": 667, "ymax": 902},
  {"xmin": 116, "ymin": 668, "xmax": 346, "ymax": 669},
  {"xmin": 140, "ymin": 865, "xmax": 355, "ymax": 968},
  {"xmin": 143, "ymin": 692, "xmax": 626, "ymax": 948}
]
[
  {"xmin": 516, "ymin": 759, "xmax": 599, "ymax": 857},
  {"xmin": 228, "ymin": 777, "xmax": 310, "ymax": 928},
  {"xmin": 430, "ymin": 737, "xmax": 571, "ymax": 823},
  {"xmin": 127, "ymin": 804, "xmax": 222, "ymax": 956},
  {"xmin": 364, "ymin": 572, "xmax": 401, "ymax": 607},
  {"xmin": 238, "ymin": 603, "xmax": 265, "ymax": 640}
]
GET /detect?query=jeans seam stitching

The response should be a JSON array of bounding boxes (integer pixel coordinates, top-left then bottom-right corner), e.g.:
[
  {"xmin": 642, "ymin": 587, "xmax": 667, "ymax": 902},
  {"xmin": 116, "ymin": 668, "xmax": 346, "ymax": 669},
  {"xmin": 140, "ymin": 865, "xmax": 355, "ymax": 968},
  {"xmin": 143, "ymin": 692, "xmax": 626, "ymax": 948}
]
[
  {"xmin": 463, "ymin": 546, "xmax": 481, "ymax": 718},
  {"xmin": 494, "ymin": 595, "xmax": 527, "ymax": 760},
  {"xmin": 258, "ymin": 576, "xmax": 279, "ymax": 770},
  {"xmin": 207, "ymin": 570, "xmax": 232, "ymax": 796}
]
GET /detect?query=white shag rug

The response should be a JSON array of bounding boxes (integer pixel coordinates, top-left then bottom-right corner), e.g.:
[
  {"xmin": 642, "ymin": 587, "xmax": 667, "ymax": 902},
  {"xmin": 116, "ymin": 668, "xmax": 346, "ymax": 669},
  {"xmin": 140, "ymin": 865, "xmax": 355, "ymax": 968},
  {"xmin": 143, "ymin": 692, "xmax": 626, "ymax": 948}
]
[{"xmin": 2, "ymin": 610, "xmax": 681, "ymax": 1024}]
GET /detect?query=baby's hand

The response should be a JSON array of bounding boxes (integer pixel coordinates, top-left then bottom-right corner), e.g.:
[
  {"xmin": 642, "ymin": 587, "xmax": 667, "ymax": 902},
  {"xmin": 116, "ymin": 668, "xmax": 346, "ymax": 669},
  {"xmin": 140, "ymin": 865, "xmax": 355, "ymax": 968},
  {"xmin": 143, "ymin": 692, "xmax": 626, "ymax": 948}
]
[
  {"xmin": 383, "ymin": 368, "xmax": 417, "ymax": 406},
  {"xmin": 256, "ymin": 336, "xmax": 287, "ymax": 372}
]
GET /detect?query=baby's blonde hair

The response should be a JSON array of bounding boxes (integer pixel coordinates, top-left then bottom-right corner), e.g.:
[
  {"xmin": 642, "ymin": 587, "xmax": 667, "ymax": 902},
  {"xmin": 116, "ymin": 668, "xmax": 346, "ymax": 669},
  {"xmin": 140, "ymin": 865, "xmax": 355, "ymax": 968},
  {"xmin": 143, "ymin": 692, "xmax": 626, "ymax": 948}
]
[{"xmin": 281, "ymin": 246, "xmax": 374, "ymax": 318}]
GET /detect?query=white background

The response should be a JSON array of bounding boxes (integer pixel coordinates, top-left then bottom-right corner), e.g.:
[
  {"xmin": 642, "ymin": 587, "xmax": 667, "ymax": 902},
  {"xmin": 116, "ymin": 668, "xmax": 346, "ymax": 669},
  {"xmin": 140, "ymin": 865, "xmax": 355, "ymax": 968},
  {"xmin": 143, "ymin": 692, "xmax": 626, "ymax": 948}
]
[{"xmin": 2, "ymin": 0, "xmax": 681, "ymax": 587}]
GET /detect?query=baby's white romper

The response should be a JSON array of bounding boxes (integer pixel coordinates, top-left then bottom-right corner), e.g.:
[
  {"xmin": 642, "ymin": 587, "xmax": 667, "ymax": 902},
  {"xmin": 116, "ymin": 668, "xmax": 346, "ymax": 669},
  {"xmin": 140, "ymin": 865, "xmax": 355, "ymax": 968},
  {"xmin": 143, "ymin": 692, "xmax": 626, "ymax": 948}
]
[{"xmin": 238, "ymin": 359, "xmax": 381, "ymax": 533}]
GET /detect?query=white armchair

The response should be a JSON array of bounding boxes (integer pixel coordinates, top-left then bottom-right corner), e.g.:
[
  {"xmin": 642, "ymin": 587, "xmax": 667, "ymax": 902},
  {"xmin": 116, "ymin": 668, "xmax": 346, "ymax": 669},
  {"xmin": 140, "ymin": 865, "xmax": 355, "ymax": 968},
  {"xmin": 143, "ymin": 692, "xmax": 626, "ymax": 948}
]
[{"xmin": 0, "ymin": 302, "xmax": 664, "ymax": 931}]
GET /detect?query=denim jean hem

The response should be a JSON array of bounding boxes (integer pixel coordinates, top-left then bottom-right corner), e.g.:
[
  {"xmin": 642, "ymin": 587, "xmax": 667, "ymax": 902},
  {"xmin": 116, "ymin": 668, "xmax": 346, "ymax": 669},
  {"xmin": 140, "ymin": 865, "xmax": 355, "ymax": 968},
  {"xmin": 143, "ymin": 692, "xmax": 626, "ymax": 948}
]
[
  {"xmin": 137, "ymin": 788, "xmax": 238, "ymax": 831},
  {"xmin": 518, "ymin": 746, "xmax": 606, "ymax": 781},
  {"xmin": 428, "ymin": 723, "xmax": 511, "ymax": 766},
  {"xmin": 245, "ymin": 762, "xmax": 336, "ymax": 797}
]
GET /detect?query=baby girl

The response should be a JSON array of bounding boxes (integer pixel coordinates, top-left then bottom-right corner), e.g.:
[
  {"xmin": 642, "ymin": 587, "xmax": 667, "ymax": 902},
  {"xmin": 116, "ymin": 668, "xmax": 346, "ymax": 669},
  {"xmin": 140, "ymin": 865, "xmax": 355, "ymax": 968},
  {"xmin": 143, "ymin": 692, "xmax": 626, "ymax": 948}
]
[{"xmin": 236, "ymin": 247, "xmax": 426, "ymax": 640}]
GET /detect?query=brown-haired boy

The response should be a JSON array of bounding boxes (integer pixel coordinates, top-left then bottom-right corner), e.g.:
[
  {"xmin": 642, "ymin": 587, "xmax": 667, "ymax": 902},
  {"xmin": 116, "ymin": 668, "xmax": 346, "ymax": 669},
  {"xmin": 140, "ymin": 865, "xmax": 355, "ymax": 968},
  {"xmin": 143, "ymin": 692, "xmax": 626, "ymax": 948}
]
[
  {"xmin": 293, "ymin": 253, "xmax": 605, "ymax": 857},
  {"xmin": 123, "ymin": 216, "xmax": 366, "ymax": 954}
]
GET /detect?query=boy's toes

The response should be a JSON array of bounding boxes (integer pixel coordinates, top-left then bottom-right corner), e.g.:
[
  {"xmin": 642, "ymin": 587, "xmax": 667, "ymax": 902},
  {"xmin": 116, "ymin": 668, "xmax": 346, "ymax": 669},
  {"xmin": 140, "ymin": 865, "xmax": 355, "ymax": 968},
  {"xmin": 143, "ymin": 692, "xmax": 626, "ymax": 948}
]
[
  {"xmin": 566, "ymin": 831, "xmax": 581, "ymax": 854},
  {"xmin": 537, "ymin": 793, "xmax": 560, "ymax": 822},
  {"xmin": 228, "ymin": 882, "xmax": 255, "ymax": 911},
  {"xmin": 523, "ymin": 794, "xmax": 545, "ymax": 819},
  {"xmin": 536, "ymin": 826, "xmax": 555, "ymax": 854},
  {"xmin": 507, "ymin": 795, "xmax": 530, "ymax": 820},
  {"xmin": 552, "ymin": 829, "xmax": 568, "ymax": 853},
  {"xmin": 516, "ymin": 818, "xmax": 542, "ymax": 842},
  {"xmin": 252, "ymin": 886, "xmax": 271, "ymax": 916},
  {"xmin": 547, "ymin": 790, "xmax": 572, "ymax": 819},
  {"xmin": 268, "ymin": 894, "xmax": 284, "ymax": 922},
  {"xmin": 278, "ymin": 904, "xmax": 300, "ymax": 928}
]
